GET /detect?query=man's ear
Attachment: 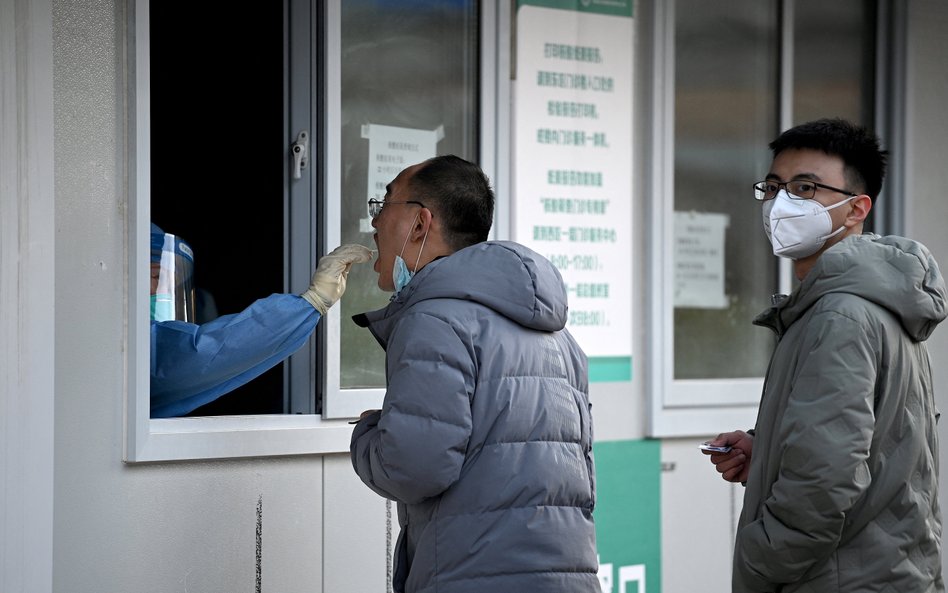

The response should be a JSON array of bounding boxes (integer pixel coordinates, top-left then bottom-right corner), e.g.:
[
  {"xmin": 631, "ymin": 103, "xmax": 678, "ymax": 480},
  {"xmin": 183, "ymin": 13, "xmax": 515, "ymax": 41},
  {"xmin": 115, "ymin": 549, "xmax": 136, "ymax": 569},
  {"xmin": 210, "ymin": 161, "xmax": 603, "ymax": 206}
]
[
  {"xmin": 412, "ymin": 207, "xmax": 434, "ymax": 240},
  {"xmin": 846, "ymin": 194, "xmax": 872, "ymax": 226}
]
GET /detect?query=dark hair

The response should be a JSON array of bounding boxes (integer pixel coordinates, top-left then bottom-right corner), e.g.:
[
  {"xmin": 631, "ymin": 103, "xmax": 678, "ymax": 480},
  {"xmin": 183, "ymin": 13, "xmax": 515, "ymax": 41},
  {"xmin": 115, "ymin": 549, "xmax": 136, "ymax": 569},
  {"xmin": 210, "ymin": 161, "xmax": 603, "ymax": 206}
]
[
  {"xmin": 769, "ymin": 118, "xmax": 888, "ymax": 200},
  {"xmin": 409, "ymin": 155, "xmax": 495, "ymax": 250}
]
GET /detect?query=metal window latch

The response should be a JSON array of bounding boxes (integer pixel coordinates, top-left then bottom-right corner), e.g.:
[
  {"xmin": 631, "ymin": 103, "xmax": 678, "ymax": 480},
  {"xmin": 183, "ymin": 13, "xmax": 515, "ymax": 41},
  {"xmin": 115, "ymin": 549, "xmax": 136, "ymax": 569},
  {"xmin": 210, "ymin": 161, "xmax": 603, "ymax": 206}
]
[{"xmin": 291, "ymin": 130, "xmax": 309, "ymax": 179}]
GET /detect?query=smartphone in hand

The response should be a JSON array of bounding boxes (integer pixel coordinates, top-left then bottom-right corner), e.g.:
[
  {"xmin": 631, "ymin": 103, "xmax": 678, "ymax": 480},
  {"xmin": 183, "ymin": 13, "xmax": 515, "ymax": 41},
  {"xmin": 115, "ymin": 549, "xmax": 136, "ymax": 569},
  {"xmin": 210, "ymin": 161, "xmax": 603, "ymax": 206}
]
[{"xmin": 698, "ymin": 443, "xmax": 732, "ymax": 453}]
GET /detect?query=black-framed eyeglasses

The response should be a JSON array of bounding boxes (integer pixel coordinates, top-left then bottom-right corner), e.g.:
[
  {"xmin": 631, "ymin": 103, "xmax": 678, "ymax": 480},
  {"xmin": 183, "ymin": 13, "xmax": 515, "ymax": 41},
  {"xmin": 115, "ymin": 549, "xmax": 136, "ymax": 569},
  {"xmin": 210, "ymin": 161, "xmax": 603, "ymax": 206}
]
[
  {"xmin": 753, "ymin": 179, "xmax": 857, "ymax": 201},
  {"xmin": 367, "ymin": 198, "xmax": 426, "ymax": 219}
]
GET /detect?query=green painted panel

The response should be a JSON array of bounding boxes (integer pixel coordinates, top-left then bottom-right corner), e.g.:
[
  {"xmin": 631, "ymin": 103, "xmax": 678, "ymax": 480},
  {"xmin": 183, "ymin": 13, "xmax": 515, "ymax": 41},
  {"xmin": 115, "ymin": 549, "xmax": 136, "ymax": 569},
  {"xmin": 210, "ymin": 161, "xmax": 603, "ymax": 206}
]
[
  {"xmin": 518, "ymin": 0, "xmax": 634, "ymax": 18},
  {"xmin": 594, "ymin": 439, "xmax": 661, "ymax": 593},
  {"xmin": 589, "ymin": 356, "xmax": 632, "ymax": 382}
]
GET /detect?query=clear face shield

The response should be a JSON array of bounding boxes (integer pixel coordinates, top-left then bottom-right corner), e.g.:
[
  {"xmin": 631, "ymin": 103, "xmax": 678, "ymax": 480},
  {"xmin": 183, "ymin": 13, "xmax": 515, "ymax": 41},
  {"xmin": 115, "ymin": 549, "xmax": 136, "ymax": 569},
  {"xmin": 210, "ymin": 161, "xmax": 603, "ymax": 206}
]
[{"xmin": 150, "ymin": 227, "xmax": 196, "ymax": 322}]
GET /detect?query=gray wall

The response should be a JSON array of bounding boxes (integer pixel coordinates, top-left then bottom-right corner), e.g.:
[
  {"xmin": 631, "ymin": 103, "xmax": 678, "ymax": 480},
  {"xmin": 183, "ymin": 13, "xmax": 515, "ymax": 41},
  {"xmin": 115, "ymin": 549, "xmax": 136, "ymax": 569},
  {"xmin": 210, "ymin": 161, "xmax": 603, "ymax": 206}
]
[
  {"xmin": 1, "ymin": 0, "xmax": 56, "ymax": 591},
  {"xmin": 904, "ymin": 0, "xmax": 948, "ymax": 583}
]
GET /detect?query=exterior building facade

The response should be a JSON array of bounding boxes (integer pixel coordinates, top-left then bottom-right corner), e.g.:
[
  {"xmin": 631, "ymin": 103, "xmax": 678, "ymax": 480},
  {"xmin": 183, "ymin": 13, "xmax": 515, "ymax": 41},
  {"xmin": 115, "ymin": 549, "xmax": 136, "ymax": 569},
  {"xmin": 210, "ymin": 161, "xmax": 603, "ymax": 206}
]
[{"xmin": 3, "ymin": 1, "xmax": 947, "ymax": 592}]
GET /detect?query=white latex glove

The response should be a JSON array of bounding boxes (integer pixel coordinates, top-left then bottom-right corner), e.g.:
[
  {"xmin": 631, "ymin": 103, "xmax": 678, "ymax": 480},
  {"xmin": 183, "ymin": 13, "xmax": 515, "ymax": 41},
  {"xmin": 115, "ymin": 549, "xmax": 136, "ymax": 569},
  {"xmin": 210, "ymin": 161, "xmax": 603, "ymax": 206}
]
[{"xmin": 301, "ymin": 244, "xmax": 374, "ymax": 314}]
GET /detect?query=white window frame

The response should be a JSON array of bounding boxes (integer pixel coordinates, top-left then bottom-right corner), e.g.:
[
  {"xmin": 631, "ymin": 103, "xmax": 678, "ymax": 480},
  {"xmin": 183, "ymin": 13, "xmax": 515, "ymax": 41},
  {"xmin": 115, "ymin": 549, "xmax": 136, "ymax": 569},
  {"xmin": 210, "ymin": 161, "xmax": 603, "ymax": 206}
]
[
  {"xmin": 125, "ymin": 0, "xmax": 356, "ymax": 462},
  {"xmin": 646, "ymin": 0, "xmax": 780, "ymax": 437},
  {"xmin": 126, "ymin": 0, "xmax": 497, "ymax": 461}
]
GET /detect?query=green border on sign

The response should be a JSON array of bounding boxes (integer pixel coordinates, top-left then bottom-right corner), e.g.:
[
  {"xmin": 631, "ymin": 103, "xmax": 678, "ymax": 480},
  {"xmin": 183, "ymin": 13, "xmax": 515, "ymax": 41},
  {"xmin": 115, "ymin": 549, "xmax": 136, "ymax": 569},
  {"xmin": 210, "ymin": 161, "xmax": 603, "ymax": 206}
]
[
  {"xmin": 518, "ymin": 0, "xmax": 634, "ymax": 18},
  {"xmin": 589, "ymin": 356, "xmax": 632, "ymax": 382}
]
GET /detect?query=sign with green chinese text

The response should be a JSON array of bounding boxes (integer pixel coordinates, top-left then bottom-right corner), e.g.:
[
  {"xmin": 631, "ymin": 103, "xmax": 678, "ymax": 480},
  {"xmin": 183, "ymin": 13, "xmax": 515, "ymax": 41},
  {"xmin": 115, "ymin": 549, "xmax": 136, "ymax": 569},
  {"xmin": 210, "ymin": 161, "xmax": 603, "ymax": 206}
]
[{"xmin": 514, "ymin": 0, "xmax": 634, "ymax": 382}]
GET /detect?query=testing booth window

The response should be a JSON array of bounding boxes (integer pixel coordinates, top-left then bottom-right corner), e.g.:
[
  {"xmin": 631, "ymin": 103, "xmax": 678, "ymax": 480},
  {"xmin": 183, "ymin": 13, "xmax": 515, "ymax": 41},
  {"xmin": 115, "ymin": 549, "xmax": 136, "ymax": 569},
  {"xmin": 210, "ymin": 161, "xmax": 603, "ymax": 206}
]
[{"xmin": 128, "ymin": 0, "xmax": 481, "ymax": 461}]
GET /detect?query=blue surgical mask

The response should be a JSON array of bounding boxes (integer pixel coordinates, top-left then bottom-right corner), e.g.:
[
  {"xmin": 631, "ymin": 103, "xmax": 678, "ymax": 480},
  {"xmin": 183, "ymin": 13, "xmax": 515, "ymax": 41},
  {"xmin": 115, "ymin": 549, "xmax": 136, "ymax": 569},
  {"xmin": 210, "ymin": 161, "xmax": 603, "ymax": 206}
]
[
  {"xmin": 392, "ymin": 255, "xmax": 414, "ymax": 297},
  {"xmin": 392, "ymin": 215, "xmax": 429, "ymax": 298}
]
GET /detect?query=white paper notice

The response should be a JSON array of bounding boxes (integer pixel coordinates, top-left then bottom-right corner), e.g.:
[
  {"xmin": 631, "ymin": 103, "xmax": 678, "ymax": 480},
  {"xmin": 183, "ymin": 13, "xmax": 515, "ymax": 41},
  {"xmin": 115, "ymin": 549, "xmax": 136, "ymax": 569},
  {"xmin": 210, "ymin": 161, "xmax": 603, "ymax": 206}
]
[
  {"xmin": 674, "ymin": 211, "xmax": 729, "ymax": 309},
  {"xmin": 512, "ymin": 3, "xmax": 634, "ymax": 364},
  {"xmin": 360, "ymin": 123, "xmax": 442, "ymax": 232}
]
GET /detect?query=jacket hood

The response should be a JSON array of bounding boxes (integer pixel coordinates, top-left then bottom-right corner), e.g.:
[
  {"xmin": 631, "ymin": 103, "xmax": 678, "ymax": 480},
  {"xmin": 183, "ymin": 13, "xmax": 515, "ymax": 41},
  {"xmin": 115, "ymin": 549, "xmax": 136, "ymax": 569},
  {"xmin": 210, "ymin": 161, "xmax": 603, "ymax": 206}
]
[
  {"xmin": 354, "ymin": 241, "xmax": 569, "ymax": 344},
  {"xmin": 758, "ymin": 234, "xmax": 947, "ymax": 341}
]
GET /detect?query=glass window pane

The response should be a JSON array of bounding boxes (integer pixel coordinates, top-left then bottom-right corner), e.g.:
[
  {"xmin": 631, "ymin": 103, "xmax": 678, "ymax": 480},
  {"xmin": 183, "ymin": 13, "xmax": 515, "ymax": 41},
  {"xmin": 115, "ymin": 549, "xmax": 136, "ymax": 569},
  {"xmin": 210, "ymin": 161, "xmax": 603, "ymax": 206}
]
[
  {"xmin": 338, "ymin": 0, "xmax": 480, "ymax": 389},
  {"xmin": 673, "ymin": 0, "xmax": 779, "ymax": 379},
  {"xmin": 794, "ymin": 0, "xmax": 876, "ymax": 126}
]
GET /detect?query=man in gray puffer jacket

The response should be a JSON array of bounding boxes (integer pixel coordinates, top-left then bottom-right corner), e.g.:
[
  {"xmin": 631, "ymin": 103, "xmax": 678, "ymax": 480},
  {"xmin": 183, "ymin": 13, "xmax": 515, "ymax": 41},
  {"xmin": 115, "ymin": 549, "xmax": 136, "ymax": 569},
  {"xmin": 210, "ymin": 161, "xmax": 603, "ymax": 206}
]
[
  {"xmin": 350, "ymin": 155, "xmax": 599, "ymax": 593},
  {"xmin": 705, "ymin": 119, "xmax": 945, "ymax": 592}
]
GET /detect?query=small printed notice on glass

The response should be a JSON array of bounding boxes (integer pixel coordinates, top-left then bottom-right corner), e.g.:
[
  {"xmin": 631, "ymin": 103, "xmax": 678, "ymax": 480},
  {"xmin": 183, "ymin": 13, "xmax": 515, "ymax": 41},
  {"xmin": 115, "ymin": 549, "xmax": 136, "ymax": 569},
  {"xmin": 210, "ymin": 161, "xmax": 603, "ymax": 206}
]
[
  {"xmin": 674, "ymin": 211, "xmax": 729, "ymax": 309},
  {"xmin": 360, "ymin": 123, "xmax": 442, "ymax": 232}
]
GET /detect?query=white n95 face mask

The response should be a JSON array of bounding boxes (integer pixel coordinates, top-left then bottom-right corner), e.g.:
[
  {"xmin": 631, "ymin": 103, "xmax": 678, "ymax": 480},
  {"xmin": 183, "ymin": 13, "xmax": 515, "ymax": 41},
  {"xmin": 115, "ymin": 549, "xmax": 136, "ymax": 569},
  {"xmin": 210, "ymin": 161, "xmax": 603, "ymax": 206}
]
[{"xmin": 762, "ymin": 189, "xmax": 854, "ymax": 260}]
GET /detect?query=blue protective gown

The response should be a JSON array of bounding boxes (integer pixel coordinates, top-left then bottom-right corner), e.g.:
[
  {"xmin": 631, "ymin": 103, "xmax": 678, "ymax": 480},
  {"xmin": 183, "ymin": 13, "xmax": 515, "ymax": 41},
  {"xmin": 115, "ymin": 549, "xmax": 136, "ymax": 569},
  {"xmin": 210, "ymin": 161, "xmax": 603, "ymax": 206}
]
[{"xmin": 150, "ymin": 293, "xmax": 319, "ymax": 417}]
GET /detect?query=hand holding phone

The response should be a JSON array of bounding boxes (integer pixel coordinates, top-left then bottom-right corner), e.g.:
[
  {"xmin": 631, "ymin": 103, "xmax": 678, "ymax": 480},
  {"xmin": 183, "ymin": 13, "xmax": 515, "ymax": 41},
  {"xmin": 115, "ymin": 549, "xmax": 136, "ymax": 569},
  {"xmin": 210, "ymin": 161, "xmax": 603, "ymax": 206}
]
[{"xmin": 702, "ymin": 430, "xmax": 753, "ymax": 483}]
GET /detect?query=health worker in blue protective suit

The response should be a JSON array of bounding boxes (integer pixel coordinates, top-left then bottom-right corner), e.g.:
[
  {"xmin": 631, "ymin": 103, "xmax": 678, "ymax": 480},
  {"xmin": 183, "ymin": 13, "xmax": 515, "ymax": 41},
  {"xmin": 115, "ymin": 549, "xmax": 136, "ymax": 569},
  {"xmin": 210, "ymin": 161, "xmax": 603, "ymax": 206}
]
[{"xmin": 149, "ymin": 223, "xmax": 373, "ymax": 417}]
